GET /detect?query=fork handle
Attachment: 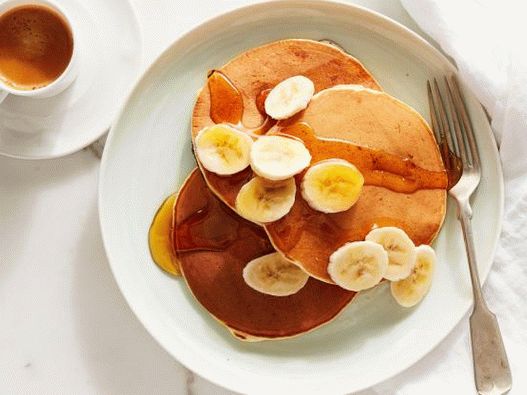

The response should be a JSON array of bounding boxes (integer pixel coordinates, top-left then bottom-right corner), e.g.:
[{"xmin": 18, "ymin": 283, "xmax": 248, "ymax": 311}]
[{"xmin": 457, "ymin": 203, "xmax": 512, "ymax": 394}]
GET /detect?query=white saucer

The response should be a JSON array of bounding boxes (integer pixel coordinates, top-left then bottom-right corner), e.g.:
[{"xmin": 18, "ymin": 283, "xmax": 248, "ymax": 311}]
[{"xmin": 0, "ymin": 0, "xmax": 142, "ymax": 159}]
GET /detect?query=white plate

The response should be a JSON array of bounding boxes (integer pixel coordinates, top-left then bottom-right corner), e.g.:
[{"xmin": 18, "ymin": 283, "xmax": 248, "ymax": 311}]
[
  {"xmin": 0, "ymin": 0, "xmax": 142, "ymax": 159},
  {"xmin": 99, "ymin": 1, "xmax": 503, "ymax": 394}
]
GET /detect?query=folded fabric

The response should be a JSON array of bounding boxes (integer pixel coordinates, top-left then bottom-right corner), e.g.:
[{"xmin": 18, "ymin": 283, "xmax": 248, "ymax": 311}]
[{"xmin": 365, "ymin": 1, "xmax": 527, "ymax": 394}]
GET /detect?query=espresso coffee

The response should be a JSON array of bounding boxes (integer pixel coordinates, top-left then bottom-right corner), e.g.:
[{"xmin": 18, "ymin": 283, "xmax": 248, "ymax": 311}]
[{"xmin": 0, "ymin": 4, "xmax": 73, "ymax": 90}]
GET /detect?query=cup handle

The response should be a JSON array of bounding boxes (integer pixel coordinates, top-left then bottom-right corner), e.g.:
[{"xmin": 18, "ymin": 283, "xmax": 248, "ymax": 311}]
[{"xmin": 0, "ymin": 89, "xmax": 7, "ymax": 104}]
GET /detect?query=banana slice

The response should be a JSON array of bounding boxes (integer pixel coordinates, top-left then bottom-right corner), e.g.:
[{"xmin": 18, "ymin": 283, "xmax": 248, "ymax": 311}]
[
  {"xmin": 264, "ymin": 75, "xmax": 315, "ymax": 120},
  {"xmin": 301, "ymin": 159, "xmax": 364, "ymax": 213},
  {"xmin": 250, "ymin": 135, "xmax": 311, "ymax": 181},
  {"xmin": 195, "ymin": 124, "xmax": 253, "ymax": 175},
  {"xmin": 391, "ymin": 245, "xmax": 436, "ymax": 307},
  {"xmin": 235, "ymin": 177, "xmax": 296, "ymax": 223},
  {"xmin": 327, "ymin": 241, "xmax": 388, "ymax": 291},
  {"xmin": 365, "ymin": 227, "xmax": 417, "ymax": 281},
  {"xmin": 243, "ymin": 252, "xmax": 309, "ymax": 296}
]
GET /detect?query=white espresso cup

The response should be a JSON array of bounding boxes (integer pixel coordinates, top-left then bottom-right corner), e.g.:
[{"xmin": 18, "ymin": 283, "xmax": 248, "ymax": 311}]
[{"xmin": 0, "ymin": 0, "xmax": 78, "ymax": 104}]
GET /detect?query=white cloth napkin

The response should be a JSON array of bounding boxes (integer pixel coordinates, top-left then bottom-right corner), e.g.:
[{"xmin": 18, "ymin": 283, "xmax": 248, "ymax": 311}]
[{"xmin": 362, "ymin": 1, "xmax": 527, "ymax": 394}]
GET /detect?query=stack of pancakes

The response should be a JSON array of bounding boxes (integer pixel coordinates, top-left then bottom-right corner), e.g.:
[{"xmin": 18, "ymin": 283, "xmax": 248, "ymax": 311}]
[{"xmin": 164, "ymin": 39, "xmax": 446, "ymax": 341}]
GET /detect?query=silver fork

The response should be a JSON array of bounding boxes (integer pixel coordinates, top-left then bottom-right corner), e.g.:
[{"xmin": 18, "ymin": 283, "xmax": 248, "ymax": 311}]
[{"xmin": 428, "ymin": 76, "xmax": 512, "ymax": 395}]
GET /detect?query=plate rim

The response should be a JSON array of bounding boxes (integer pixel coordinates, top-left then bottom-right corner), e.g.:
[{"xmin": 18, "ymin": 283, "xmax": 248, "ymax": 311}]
[
  {"xmin": 0, "ymin": 0, "xmax": 145, "ymax": 161},
  {"xmin": 99, "ymin": 0, "xmax": 504, "ymax": 393}
]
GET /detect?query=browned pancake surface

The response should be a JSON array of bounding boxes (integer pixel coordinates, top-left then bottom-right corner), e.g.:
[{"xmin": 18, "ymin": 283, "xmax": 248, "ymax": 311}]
[
  {"xmin": 174, "ymin": 170, "xmax": 355, "ymax": 340},
  {"xmin": 192, "ymin": 39, "xmax": 381, "ymax": 135}
]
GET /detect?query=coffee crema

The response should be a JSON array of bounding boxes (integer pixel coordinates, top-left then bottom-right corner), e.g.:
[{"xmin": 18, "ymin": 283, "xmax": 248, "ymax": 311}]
[{"xmin": 0, "ymin": 4, "xmax": 73, "ymax": 90}]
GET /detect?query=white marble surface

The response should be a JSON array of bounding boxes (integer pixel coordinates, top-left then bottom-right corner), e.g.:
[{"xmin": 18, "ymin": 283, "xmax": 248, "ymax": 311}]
[{"xmin": 0, "ymin": 1, "xmax": 454, "ymax": 394}]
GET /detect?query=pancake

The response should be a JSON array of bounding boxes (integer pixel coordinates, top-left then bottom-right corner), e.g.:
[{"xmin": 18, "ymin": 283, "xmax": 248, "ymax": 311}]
[
  {"xmin": 173, "ymin": 169, "xmax": 356, "ymax": 340},
  {"xmin": 192, "ymin": 38, "xmax": 381, "ymax": 136},
  {"xmin": 265, "ymin": 86, "xmax": 447, "ymax": 282}
]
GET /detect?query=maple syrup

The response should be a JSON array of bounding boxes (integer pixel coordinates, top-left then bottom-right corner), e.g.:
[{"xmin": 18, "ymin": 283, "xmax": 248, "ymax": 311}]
[
  {"xmin": 207, "ymin": 70, "xmax": 243, "ymax": 124},
  {"xmin": 275, "ymin": 122, "xmax": 448, "ymax": 193},
  {"xmin": 173, "ymin": 178, "xmax": 243, "ymax": 253},
  {"xmin": 207, "ymin": 70, "xmax": 276, "ymax": 136},
  {"xmin": 172, "ymin": 169, "xmax": 270, "ymax": 254},
  {"xmin": 148, "ymin": 194, "xmax": 180, "ymax": 276}
]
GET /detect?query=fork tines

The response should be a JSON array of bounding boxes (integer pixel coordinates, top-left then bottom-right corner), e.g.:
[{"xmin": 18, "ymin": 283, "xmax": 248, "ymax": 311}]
[{"xmin": 427, "ymin": 75, "xmax": 480, "ymax": 187}]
